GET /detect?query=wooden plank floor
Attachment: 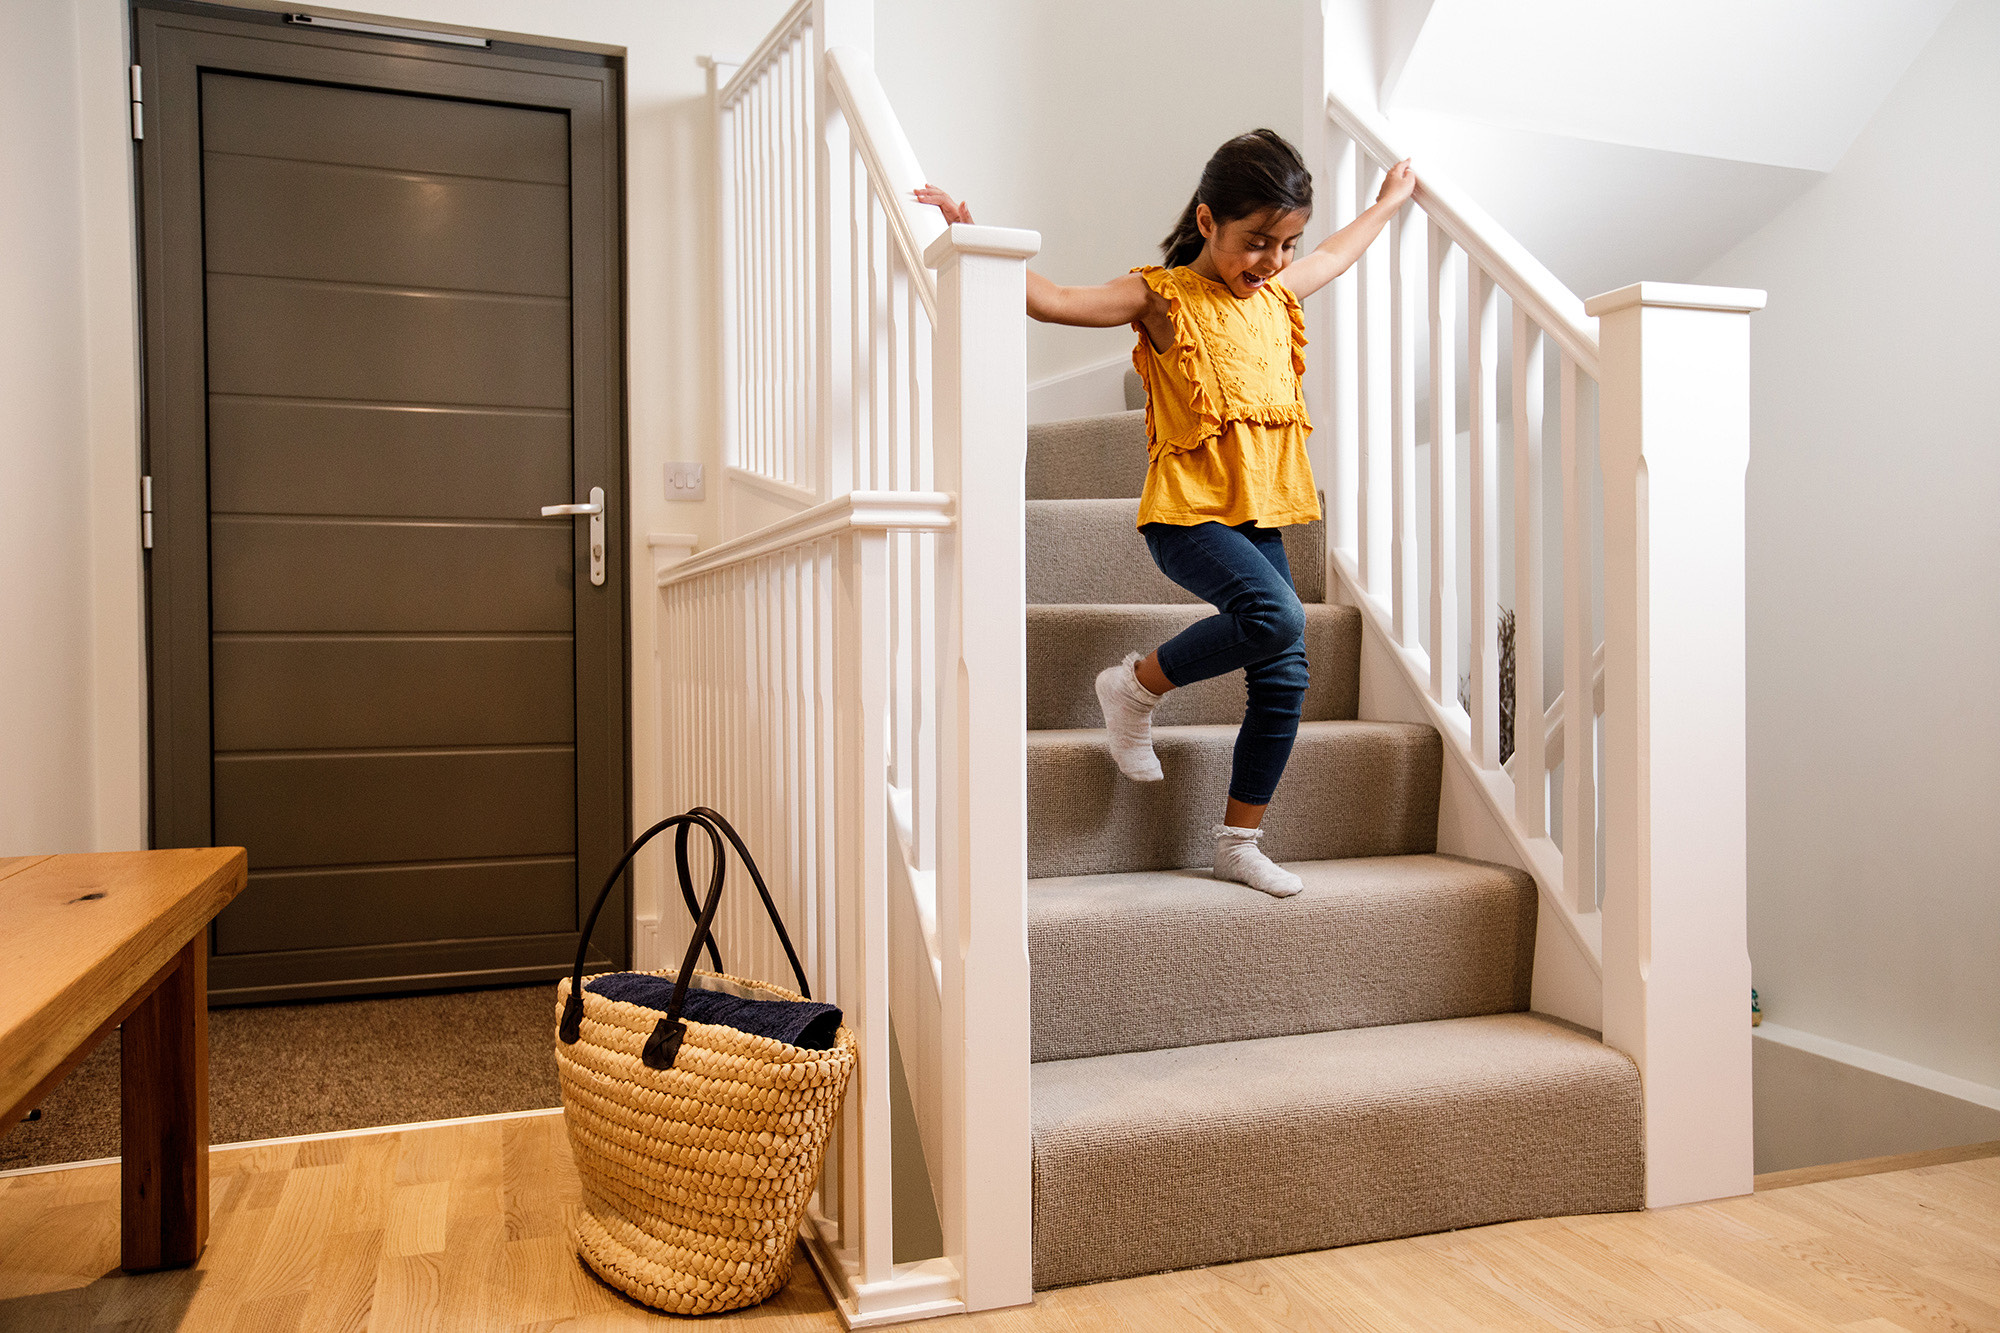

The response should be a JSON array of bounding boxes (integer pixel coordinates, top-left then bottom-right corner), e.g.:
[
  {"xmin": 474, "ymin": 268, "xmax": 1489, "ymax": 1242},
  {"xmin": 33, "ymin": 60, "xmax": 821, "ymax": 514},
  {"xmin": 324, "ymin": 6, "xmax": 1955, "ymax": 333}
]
[{"xmin": 2, "ymin": 1114, "xmax": 1996, "ymax": 1332}]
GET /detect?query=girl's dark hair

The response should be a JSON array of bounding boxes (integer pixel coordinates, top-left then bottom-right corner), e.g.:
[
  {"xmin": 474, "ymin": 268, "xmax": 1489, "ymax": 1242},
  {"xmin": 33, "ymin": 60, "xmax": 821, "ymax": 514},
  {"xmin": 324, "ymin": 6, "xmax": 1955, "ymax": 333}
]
[{"xmin": 1161, "ymin": 129, "xmax": 1313, "ymax": 269}]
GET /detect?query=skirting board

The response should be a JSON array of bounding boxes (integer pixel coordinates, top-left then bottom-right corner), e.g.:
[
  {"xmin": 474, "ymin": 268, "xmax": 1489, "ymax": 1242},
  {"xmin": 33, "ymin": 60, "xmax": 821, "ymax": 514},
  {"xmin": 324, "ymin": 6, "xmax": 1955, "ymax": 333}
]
[
  {"xmin": 1027, "ymin": 354, "xmax": 1140, "ymax": 424},
  {"xmin": 1754, "ymin": 1022, "xmax": 2000, "ymax": 1175}
]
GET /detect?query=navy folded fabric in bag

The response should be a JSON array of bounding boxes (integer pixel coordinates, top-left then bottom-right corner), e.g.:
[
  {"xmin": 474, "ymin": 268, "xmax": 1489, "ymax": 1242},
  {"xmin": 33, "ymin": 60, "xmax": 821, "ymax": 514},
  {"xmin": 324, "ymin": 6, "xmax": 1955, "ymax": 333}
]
[{"xmin": 586, "ymin": 973, "xmax": 842, "ymax": 1051}]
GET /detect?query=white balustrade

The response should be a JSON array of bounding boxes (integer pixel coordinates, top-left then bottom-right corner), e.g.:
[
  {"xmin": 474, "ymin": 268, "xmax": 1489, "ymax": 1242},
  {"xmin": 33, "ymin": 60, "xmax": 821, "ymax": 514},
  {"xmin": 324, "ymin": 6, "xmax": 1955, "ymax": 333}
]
[
  {"xmin": 675, "ymin": 9, "xmax": 1038, "ymax": 1321},
  {"xmin": 1322, "ymin": 90, "xmax": 1762, "ymax": 1208},
  {"xmin": 718, "ymin": 0, "xmax": 817, "ymax": 510}
]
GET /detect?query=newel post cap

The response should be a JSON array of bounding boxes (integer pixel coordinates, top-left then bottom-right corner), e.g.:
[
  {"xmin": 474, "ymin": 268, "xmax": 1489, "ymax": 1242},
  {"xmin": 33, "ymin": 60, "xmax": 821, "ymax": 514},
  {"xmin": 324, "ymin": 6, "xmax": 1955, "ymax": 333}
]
[
  {"xmin": 1584, "ymin": 282, "xmax": 1767, "ymax": 316},
  {"xmin": 923, "ymin": 223, "xmax": 1041, "ymax": 268}
]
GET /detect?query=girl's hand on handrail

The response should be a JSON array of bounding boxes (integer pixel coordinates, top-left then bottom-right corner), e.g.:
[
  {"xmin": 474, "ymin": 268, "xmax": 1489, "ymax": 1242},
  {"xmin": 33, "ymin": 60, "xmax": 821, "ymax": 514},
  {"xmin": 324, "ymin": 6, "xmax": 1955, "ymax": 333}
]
[
  {"xmin": 1376, "ymin": 158, "xmax": 1417, "ymax": 210},
  {"xmin": 914, "ymin": 184, "xmax": 974, "ymax": 225},
  {"xmin": 1277, "ymin": 158, "xmax": 1419, "ymax": 300}
]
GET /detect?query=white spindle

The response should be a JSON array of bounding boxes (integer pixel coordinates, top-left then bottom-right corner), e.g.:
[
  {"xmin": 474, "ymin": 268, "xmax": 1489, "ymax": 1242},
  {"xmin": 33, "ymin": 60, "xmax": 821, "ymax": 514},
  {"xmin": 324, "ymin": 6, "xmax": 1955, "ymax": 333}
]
[
  {"xmin": 1467, "ymin": 263, "xmax": 1500, "ymax": 767},
  {"xmin": 911, "ymin": 291, "xmax": 935, "ymax": 872},
  {"xmin": 1426, "ymin": 221, "xmax": 1458, "ymax": 705},
  {"xmin": 731, "ymin": 116, "xmax": 748, "ymax": 472},
  {"xmin": 766, "ymin": 75, "xmax": 785, "ymax": 480},
  {"xmin": 1559, "ymin": 352, "xmax": 1596, "ymax": 913},
  {"xmin": 854, "ymin": 526, "xmax": 895, "ymax": 1285},
  {"xmin": 769, "ymin": 74, "xmax": 786, "ymax": 481},
  {"xmin": 749, "ymin": 77, "xmax": 767, "ymax": 478},
  {"xmin": 1355, "ymin": 156, "xmax": 1391, "ymax": 596},
  {"xmin": 1511, "ymin": 307, "xmax": 1547, "ymax": 835},
  {"xmin": 874, "ymin": 195, "xmax": 894, "ymax": 489},
  {"xmin": 779, "ymin": 550, "xmax": 799, "ymax": 964},
  {"xmin": 813, "ymin": 537, "xmax": 837, "ymax": 1004},
  {"xmin": 773, "ymin": 51, "xmax": 791, "ymax": 485},
  {"xmin": 1326, "ymin": 133, "xmax": 1358, "ymax": 561},
  {"xmin": 1388, "ymin": 202, "xmax": 1420, "ymax": 648},
  {"xmin": 789, "ymin": 40, "xmax": 807, "ymax": 486},
  {"xmin": 724, "ymin": 87, "xmax": 748, "ymax": 478}
]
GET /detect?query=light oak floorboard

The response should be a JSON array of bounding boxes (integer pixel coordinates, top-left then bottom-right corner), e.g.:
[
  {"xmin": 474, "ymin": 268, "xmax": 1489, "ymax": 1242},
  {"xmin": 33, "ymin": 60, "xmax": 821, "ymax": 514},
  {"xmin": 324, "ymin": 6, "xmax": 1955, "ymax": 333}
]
[{"xmin": 4, "ymin": 1114, "xmax": 2000, "ymax": 1332}]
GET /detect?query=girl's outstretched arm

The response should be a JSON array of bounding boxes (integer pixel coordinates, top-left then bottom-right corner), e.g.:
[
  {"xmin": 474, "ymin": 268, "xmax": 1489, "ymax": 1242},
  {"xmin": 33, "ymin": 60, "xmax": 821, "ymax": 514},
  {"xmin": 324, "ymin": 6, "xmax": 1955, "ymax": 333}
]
[
  {"xmin": 914, "ymin": 185, "xmax": 1150, "ymax": 328},
  {"xmin": 1277, "ymin": 159, "xmax": 1418, "ymax": 300}
]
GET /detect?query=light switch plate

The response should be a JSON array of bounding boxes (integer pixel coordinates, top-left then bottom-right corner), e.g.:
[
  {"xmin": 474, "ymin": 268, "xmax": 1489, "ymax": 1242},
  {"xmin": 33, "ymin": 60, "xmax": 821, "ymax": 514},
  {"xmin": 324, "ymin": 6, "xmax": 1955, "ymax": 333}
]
[{"xmin": 665, "ymin": 462, "xmax": 705, "ymax": 501}]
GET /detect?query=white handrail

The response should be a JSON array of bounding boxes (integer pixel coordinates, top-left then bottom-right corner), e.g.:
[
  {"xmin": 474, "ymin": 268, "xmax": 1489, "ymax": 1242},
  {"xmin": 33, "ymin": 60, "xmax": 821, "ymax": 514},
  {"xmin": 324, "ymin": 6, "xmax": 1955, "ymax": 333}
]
[
  {"xmin": 658, "ymin": 490, "xmax": 952, "ymax": 586},
  {"xmin": 826, "ymin": 46, "xmax": 944, "ymax": 320},
  {"xmin": 718, "ymin": 0, "xmax": 810, "ymax": 109},
  {"xmin": 1324, "ymin": 92, "xmax": 1600, "ymax": 380}
]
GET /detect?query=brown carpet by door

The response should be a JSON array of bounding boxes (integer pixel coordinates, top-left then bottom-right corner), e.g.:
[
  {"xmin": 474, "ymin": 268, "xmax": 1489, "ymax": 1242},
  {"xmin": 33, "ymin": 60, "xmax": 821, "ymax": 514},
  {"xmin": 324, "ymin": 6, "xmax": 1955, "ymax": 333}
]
[{"xmin": 0, "ymin": 984, "xmax": 560, "ymax": 1172}]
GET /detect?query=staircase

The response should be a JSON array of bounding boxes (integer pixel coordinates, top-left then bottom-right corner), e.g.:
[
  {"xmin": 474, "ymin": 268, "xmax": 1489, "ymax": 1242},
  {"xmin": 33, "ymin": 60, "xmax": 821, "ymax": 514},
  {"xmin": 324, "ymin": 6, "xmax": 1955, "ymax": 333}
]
[
  {"xmin": 1020, "ymin": 409, "xmax": 1643, "ymax": 1288},
  {"xmin": 672, "ymin": 3, "xmax": 1759, "ymax": 1317}
]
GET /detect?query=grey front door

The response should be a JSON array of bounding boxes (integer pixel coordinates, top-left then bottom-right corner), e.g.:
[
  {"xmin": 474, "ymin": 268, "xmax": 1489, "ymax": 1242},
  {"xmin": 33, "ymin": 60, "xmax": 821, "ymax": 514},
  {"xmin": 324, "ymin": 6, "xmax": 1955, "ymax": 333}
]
[{"xmin": 137, "ymin": 4, "xmax": 628, "ymax": 1000}]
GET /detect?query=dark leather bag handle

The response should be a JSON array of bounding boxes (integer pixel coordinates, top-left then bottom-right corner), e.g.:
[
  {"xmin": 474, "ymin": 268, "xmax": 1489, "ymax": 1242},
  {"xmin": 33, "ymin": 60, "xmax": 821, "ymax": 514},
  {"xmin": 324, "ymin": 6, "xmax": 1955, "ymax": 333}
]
[{"xmin": 559, "ymin": 808, "xmax": 813, "ymax": 1071}]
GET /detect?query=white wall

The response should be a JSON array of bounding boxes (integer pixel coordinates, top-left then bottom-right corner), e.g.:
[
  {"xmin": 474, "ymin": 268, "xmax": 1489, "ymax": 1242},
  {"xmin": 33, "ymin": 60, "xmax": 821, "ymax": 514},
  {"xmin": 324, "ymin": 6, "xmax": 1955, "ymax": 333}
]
[
  {"xmin": 0, "ymin": 0, "xmax": 145, "ymax": 857},
  {"xmin": 1697, "ymin": 0, "xmax": 2000, "ymax": 1094},
  {"xmin": 0, "ymin": 1, "xmax": 94, "ymax": 854},
  {"xmin": 874, "ymin": 0, "xmax": 1306, "ymax": 384}
]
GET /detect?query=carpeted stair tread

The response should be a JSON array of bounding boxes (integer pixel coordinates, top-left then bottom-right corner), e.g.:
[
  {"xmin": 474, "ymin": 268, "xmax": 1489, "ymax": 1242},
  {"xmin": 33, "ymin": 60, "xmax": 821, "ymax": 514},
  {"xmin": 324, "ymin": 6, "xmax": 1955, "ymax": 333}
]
[
  {"xmin": 1027, "ymin": 603, "xmax": 1360, "ymax": 730},
  {"xmin": 1026, "ymin": 721, "xmax": 1440, "ymax": 880},
  {"xmin": 1030, "ymin": 1011, "xmax": 1644, "ymax": 1289},
  {"xmin": 1028, "ymin": 855, "xmax": 1535, "ymax": 1063},
  {"xmin": 1027, "ymin": 498, "xmax": 1326, "ymax": 605},
  {"xmin": 1026, "ymin": 409, "xmax": 1149, "ymax": 501}
]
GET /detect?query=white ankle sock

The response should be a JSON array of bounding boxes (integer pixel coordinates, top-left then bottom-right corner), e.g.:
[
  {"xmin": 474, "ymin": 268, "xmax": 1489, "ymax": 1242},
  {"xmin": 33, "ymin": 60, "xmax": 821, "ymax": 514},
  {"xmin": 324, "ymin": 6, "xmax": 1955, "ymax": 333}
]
[
  {"xmin": 1213, "ymin": 824, "xmax": 1303, "ymax": 898},
  {"xmin": 1094, "ymin": 653, "xmax": 1164, "ymax": 782}
]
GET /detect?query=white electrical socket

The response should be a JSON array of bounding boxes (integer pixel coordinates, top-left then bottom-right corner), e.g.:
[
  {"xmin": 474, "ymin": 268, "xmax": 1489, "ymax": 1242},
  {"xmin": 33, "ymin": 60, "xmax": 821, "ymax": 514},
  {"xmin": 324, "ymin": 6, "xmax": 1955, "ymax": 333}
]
[{"xmin": 665, "ymin": 462, "xmax": 705, "ymax": 501}]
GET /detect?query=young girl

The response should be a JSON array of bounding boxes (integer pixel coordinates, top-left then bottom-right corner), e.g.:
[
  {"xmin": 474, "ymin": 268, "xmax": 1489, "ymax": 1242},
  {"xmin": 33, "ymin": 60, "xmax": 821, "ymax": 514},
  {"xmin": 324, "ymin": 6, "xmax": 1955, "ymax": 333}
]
[{"xmin": 917, "ymin": 130, "xmax": 1416, "ymax": 898}]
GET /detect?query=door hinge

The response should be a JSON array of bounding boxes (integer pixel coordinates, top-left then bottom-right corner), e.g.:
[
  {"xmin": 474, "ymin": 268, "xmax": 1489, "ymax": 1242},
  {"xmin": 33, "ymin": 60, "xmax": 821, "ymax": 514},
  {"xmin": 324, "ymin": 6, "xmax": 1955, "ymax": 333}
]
[
  {"xmin": 141, "ymin": 475, "xmax": 153, "ymax": 550},
  {"xmin": 130, "ymin": 65, "xmax": 143, "ymax": 140}
]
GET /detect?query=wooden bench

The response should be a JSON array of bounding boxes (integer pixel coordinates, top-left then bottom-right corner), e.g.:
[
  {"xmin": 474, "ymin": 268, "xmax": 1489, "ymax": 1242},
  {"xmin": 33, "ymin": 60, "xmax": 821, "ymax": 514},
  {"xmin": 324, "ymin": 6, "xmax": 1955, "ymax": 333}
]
[{"xmin": 0, "ymin": 849, "xmax": 247, "ymax": 1271}]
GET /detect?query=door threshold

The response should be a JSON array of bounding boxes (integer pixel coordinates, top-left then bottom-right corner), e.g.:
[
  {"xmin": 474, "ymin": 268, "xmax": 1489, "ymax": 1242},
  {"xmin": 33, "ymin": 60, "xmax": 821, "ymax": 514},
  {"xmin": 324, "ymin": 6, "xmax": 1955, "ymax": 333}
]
[{"xmin": 0, "ymin": 1105, "xmax": 564, "ymax": 1179}]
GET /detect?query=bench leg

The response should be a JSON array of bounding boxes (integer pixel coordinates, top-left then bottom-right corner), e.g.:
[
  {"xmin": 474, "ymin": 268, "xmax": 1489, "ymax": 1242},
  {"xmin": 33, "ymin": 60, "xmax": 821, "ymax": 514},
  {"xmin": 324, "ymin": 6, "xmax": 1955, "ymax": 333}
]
[{"xmin": 121, "ymin": 938, "xmax": 209, "ymax": 1271}]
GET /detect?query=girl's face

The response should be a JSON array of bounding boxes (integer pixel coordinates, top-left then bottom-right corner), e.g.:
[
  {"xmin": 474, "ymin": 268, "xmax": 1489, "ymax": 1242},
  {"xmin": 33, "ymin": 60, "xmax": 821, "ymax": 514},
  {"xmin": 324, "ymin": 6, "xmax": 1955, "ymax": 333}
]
[{"xmin": 1192, "ymin": 205, "xmax": 1310, "ymax": 299}]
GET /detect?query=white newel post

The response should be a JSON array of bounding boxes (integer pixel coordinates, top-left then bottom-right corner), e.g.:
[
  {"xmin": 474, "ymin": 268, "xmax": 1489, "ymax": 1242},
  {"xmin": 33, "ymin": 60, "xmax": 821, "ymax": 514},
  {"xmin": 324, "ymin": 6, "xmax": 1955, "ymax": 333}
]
[
  {"xmin": 925, "ymin": 222, "xmax": 1039, "ymax": 1312},
  {"xmin": 1588, "ymin": 281, "xmax": 1765, "ymax": 1209}
]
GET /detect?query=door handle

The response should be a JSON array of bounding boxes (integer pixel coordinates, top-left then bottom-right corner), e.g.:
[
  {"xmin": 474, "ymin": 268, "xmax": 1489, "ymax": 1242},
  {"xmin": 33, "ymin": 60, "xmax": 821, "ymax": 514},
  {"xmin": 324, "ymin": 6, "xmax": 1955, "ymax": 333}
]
[{"xmin": 543, "ymin": 485, "xmax": 606, "ymax": 587}]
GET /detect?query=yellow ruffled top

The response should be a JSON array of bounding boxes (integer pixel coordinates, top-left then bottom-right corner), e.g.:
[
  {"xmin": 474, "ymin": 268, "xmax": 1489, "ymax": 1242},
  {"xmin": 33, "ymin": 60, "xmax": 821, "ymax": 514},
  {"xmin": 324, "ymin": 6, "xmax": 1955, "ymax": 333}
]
[{"xmin": 1128, "ymin": 265, "xmax": 1320, "ymax": 529}]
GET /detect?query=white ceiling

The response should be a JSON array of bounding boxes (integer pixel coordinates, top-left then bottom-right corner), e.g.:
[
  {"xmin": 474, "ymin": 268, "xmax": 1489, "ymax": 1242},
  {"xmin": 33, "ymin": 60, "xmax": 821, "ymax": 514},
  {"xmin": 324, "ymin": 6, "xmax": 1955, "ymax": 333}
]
[
  {"xmin": 1385, "ymin": 108, "xmax": 1824, "ymax": 299},
  {"xmin": 1384, "ymin": 0, "xmax": 1955, "ymax": 171}
]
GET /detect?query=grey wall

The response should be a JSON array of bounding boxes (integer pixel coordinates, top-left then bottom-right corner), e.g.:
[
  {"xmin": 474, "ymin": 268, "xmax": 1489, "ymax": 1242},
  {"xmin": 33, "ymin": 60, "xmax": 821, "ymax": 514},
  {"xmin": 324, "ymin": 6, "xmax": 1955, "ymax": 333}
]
[{"xmin": 1755, "ymin": 1034, "xmax": 2000, "ymax": 1174}]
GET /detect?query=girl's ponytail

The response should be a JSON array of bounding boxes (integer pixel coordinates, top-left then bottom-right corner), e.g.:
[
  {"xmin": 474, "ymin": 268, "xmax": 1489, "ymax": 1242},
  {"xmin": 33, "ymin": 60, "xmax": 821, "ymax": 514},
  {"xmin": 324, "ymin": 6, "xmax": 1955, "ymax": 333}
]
[
  {"xmin": 1159, "ymin": 129, "xmax": 1313, "ymax": 269},
  {"xmin": 1161, "ymin": 192, "xmax": 1207, "ymax": 270}
]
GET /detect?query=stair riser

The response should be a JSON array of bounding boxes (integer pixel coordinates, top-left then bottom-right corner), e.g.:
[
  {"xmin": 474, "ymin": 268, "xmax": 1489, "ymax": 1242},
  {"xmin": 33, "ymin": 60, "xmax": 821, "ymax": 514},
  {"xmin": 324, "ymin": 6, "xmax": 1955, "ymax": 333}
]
[
  {"xmin": 1029, "ymin": 857, "xmax": 1535, "ymax": 1063},
  {"xmin": 1027, "ymin": 603, "xmax": 1360, "ymax": 730},
  {"xmin": 1026, "ymin": 722, "xmax": 1440, "ymax": 880},
  {"xmin": 1031, "ymin": 1016, "xmax": 1644, "ymax": 1290},
  {"xmin": 1026, "ymin": 499, "xmax": 1326, "ymax": 605},
  {"xmin": 1025, "ymin": 410, "xmax": 1150, "ymax": 501}
]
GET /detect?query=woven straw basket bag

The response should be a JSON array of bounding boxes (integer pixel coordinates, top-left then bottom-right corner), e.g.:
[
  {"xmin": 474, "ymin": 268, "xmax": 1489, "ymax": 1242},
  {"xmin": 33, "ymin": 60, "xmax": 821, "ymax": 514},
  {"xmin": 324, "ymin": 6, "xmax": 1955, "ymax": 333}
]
[{"xmin": 556, "ymin": 808, "xmax": 855, "ymax": 1315}]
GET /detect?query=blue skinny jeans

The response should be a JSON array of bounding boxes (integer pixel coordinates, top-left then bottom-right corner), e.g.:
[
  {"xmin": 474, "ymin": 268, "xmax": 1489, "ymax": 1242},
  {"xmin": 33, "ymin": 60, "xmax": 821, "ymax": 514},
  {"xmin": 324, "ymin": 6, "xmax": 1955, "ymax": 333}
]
[{"xmin": 1141, "ymin": 521, "xmax": 1309, "ymax": 807}]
